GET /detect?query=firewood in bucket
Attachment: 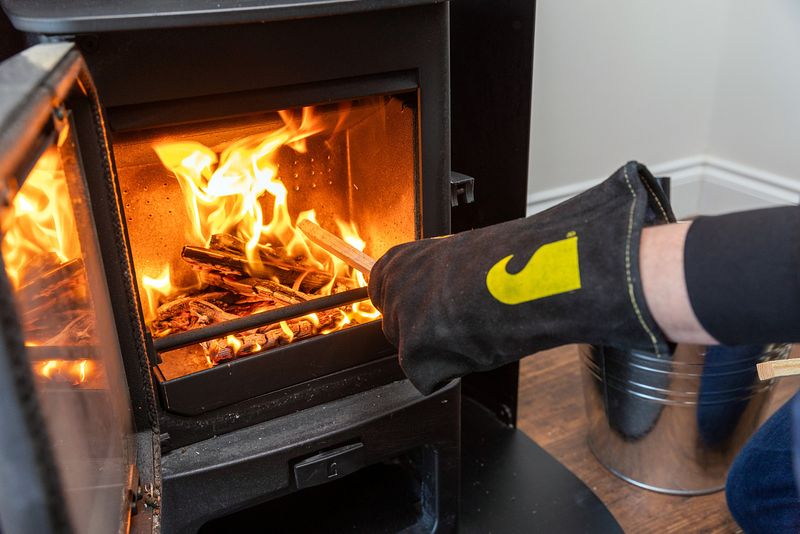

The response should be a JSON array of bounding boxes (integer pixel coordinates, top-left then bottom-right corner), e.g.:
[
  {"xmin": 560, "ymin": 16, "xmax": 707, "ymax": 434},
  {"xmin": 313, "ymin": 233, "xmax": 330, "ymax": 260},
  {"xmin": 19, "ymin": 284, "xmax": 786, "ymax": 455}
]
[
  {"xmin": 756, "ymin": 358, "xmax": 800, "ymax": 380},
  {"xmin": 297, "ymin": 220, "xmax": 376, "ymax": 279}
]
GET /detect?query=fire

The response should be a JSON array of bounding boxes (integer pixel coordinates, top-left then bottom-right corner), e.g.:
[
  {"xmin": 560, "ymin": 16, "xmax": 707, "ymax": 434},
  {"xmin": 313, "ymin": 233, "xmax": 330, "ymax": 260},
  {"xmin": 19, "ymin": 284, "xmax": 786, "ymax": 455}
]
[
  {"xmin": 279, "ymin": 321, "xmax": 295, "ymax": 343},
  {"xmin": 226, "ymin": 334, "xmax": 243, "ymax": 353},
  {"xmin": 0, "ymin": 143, "xmax": 100, "ymax": 387},
  {"xmin": 142, "ymin": 265, "xmax": 172, "ymax": 323},
  {"xmin": 1, "ymin": 147, "xmax": 82, "ymax": 289},
  {"xmin": 34, "ymin": 358, "xmax": 94, "ymax": 386},
  {"xmin": 153, "ymin": 107, "xmax": 325, "ymax": 268},
  {"xmin": 150, "ymin": 105, "xmax": 380, "ymax": 352}
]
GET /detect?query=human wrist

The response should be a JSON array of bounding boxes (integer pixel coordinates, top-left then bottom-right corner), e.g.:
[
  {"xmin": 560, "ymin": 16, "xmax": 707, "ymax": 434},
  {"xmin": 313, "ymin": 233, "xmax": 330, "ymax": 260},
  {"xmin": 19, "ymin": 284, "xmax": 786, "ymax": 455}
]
[{"xmin": 640, "ymin": 222, "xmax": 718, "ymax": 345}]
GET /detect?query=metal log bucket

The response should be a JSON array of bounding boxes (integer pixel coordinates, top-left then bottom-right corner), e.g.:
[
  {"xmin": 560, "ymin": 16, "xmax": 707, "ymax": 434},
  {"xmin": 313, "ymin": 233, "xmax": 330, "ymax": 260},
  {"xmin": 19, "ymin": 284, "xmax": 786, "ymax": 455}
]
[{"xmin": 579, "ymin": 343, "xmax": 791, "ymax": 495}]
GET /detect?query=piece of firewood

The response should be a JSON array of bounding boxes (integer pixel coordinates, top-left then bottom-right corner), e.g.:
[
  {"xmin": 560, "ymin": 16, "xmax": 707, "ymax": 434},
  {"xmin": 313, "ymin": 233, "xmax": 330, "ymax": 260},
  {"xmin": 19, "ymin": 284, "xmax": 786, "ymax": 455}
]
[
  {"xmin": 17, "ymin": 258, "xmax": 85, "ymax": 307},
  {"xmin": 199, "ymin": 271, "xmax": 310, "ymax": 305},
  {"xmin": 298, "ymin": 220, "xmax": 375, "ymax": 278},
  {"xmin": 757, "ymin": 359, "xmax": 800, "ymax": 380},
  {"xmin": 189, "ymin": 299, "xmax": 241, "ymax": 325},
  {"xmin": 149, "ymin": 290, "xmax": 233, "ymax": 337},
  {"xmin": 181, "ymin": 245, "xmax": 354, "ymax": 292},
  {"xmin": 209, "ymin": 233, "xmax": 248, "ymax": 255},
  {"xmin": 204, "ymin": 308, "xmax": 343, "ymax": 363},
  {"xmin": 41, "ymin": 312, "xmax": 94, "ymax": 346},
  {"xmin": 209, "ymin": 233, "xmax": 291, "ymax": 263}
]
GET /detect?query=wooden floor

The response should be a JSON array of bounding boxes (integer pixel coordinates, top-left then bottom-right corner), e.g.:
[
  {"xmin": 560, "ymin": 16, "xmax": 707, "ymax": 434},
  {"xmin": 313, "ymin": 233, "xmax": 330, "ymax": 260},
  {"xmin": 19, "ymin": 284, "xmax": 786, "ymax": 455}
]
[{"xmin": 516, "ymin": 345, "xmax": 800, "ymax": 533}]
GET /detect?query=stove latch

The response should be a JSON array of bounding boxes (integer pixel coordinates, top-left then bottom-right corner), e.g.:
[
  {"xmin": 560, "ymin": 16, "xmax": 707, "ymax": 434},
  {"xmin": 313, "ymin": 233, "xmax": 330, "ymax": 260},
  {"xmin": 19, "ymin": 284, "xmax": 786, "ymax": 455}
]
[{"xmin": 450, "ymin": 172, "xmax": 475, "ymax": 207}]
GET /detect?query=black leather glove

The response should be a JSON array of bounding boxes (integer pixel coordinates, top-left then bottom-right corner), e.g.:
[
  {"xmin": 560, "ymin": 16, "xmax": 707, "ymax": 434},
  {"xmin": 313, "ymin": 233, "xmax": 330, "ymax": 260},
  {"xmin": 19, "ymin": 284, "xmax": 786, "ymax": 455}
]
[{"xmin": 368, "ymin": 161, "xmax": 676, "ymax": 394}]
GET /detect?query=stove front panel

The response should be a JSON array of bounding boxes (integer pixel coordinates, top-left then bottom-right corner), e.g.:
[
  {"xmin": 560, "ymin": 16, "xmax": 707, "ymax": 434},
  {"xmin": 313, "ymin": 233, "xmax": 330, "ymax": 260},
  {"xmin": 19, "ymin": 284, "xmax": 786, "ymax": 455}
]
[{"xmin": 75, "ymin": 3, "xmax": 450, "ymax": 448}]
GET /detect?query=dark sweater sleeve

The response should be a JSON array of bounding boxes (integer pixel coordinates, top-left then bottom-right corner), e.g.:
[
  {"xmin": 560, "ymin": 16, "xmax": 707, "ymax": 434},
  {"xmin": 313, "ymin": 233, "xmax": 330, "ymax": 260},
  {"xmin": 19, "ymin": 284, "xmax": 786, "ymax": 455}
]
[{"xmin": 684, "ymin": 206, "xmax": 800, "ymax": 345}]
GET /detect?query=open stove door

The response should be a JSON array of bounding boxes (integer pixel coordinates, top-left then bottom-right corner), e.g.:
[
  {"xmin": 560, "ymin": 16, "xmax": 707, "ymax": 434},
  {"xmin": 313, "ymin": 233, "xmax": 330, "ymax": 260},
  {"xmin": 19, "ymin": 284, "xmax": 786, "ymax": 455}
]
[{"xmin": 0, "ymin": 43, "xmax": 156, "ymax": 534}]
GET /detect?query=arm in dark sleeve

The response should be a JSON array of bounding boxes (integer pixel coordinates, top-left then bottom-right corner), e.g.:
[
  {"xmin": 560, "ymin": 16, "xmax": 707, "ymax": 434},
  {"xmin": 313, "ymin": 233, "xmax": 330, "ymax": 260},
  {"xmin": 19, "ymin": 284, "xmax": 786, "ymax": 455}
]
[{"xmin": 684, "ymin": 206, "xmax": 800, "ymax": 344}]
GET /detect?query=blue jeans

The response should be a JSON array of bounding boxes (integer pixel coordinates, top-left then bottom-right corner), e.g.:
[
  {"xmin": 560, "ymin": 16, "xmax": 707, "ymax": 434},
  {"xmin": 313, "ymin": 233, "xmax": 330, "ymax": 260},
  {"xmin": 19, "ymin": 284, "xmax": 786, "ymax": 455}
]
[{"xmin": 726, "ymin": 392, "xmax": 800, "ymax": 533}]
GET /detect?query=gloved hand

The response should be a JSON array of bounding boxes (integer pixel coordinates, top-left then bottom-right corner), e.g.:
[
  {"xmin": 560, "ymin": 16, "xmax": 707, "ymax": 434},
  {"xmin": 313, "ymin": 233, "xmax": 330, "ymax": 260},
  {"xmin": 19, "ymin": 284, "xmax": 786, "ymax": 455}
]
[{"xmin": 368, "ymin": 161, "xmax": 676, "ymax": 394}]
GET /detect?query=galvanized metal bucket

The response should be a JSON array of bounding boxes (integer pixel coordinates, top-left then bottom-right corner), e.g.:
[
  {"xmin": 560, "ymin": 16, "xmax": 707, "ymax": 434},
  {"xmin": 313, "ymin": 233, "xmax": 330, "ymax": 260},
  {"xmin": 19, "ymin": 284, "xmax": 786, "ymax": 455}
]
[{"xmin": 579, "ymin": 343, "xmax": 791, "ymax": 495}]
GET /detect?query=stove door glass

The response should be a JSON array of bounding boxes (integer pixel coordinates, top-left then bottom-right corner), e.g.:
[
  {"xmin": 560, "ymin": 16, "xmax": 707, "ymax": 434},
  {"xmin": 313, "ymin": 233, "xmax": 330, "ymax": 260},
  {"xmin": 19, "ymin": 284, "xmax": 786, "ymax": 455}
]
[{"xmin": 0, "ymin": 44, "xmax": 137, "ymax": 534}]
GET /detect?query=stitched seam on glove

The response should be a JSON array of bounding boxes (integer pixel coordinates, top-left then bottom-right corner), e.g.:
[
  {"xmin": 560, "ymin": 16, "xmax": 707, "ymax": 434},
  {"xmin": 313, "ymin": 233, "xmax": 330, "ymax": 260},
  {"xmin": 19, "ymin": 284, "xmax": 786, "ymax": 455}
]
[
  {"xmin": 640, "ymin": 177, "xmax": 670, "ymax": 223},
  {"xmin": 623, "ymin": 166, "xmax": 662, "ymax": 357}
]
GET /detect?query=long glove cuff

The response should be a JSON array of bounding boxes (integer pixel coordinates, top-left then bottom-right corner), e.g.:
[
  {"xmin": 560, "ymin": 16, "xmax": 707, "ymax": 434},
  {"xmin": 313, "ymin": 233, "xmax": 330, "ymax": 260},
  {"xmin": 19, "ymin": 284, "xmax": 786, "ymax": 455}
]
[{"xmin": 370, "ymin": 161, "xmax": 676, "ymax": 394}]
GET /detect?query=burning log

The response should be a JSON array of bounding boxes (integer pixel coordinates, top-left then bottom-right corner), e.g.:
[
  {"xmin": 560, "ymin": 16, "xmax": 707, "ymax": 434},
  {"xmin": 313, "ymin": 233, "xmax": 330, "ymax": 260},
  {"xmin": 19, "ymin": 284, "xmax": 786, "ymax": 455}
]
[
  {"xmin": 189, "ymin": 299, "xmax": 241, "ymax": 326},
  {"xmin": 298, "ymin": 219, "xmax": 376, "ymax": 278},
  {"xmin": 41, "ymin": 312, "xmax": 94, "ymax": 346},
  {"xmin": 198, "ymin": 271, "xmax": 310, "ymax": 305},
  {"xmin": 148, "ymin": 228, "xmax": 371, "ymax": 365},
  {"xmin": 148, "ymin": 284, "xmax": 298, "ymax": 339},
  {"xmin": 203, "ymin": 308, "xmax": 343, "ymax": 364},
  {"xmin": 17, "ymin": 258, "xmax": 85, "ymax": 309},
  {"xmin": 13, "ymin": 259, "xmax": 94, "ymax": 345},
  {"xmin": 17, "ymin": 252, "xmax": 63, "ymax": 286},
  {"xmin": 182, "ymin": 241, "xmax": 357, "ymax": 293}
]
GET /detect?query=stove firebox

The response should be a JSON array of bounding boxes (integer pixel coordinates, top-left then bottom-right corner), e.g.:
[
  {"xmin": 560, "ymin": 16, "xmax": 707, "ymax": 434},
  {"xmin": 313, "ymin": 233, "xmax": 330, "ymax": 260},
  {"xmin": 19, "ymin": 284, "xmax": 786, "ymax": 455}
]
[{"xmin": 117, "ymin": 92, "xmax": 419, "ymax": 417}]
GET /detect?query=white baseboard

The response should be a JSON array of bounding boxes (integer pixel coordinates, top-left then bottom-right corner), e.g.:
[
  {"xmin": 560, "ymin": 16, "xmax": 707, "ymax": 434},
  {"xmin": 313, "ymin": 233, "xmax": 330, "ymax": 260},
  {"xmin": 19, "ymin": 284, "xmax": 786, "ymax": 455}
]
[{"xmin": 527, "ymin": 156, "xmax": 800, "ymax": 219}]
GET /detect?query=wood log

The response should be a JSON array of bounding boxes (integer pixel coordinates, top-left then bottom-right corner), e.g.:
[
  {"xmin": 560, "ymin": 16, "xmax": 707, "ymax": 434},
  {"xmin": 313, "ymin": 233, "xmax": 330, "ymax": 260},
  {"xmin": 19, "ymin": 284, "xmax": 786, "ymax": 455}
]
[
  {"xmin": 298, "ymin": 219, "xmax": 376, "ymax": 278},
  {"xmin": 199, "ymin": 271, "xmax": 310, "ymax": 305},
  {"xmin": 189, "ymin": 299, "xmax": 241, "ymax": 326},
  {"xmin": 17, "ymin": 258, "xmax": 86, "ymax": 308},
  {"xmin": 18, "ymin": 252, "xmax": 62, "ymax": 286},
  {"xmin": 149, "ymin": 291, "xmax": 232, "ymax": 338},
  {"xmin": 42, "ymin": 312, "xmax": 94, "ymax": 346},
  {"xmin": 11, "ymin": 259, "xmax": 92, "ymax": 345},
  {"xmin": 209, "ymin": 233, "xmax": 247, "ymax": 255},
  {"xmin": 23, "ymin": 309, "xmax": 86, "ymax": 344},
  {"xmin": 204, "ymin": 308, "xmax": 343, "ymax": 363},
  {"xmin": 181, "ymin": 240, "xmax": 357, "ymax": 293},
  {"xmin": 757, "ymin": 359, "xmax": 800, "ymax": 380},
  {"xmin": 183, "ymin": 243, "xmax": 357, "ymax": 293},
  {"xmin": 210, "ymin": 233, "xmax": 304, "ymax": 266}
]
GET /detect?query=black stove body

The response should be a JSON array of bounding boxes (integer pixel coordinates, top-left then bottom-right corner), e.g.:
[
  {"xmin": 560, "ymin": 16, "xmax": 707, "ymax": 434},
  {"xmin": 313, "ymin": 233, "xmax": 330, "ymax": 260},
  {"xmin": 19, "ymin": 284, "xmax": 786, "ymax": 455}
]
[{"xmin": 0, "ymin": 1, "xmax": 537, "ymax": 533}]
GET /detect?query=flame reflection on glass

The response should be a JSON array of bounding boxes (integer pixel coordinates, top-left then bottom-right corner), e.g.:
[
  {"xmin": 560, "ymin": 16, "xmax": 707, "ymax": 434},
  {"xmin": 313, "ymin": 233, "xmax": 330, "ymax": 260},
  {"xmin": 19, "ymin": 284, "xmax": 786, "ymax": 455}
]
[{"xmin": 34, "ymin": 358, "xmax": 95, "ymax": 386}]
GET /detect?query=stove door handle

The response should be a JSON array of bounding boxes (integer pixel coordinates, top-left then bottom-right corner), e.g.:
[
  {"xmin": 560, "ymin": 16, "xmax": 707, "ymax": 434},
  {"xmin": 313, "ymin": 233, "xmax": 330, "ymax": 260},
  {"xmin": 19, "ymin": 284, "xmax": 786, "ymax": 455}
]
[
  {"xmin": 293, "ymin": 442, "xmax": 365, "ymax": 489},
  {"xmin": 450, "ymin": 171, "xmax": 476, "ymax": 207}
]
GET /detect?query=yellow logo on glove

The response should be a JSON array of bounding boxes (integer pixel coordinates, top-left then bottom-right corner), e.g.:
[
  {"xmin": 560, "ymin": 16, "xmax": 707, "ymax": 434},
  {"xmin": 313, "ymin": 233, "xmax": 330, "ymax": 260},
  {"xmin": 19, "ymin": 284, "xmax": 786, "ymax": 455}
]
[{"xmin": 486, "ymin": 232, "xmax": 581, "ymax": 304}]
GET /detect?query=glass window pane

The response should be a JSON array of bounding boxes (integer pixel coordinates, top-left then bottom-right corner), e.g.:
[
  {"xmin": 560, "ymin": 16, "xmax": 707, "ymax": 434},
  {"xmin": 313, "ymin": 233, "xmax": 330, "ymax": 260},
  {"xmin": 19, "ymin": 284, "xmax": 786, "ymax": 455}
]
[{"xmin": 1, "ymin": 126, "xmax": 134, "ymax": 533}]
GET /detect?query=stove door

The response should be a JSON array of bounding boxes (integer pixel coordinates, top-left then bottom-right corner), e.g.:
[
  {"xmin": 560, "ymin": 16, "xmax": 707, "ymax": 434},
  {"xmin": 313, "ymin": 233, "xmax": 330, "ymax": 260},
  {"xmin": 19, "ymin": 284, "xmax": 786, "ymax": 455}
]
[{"xmin": 0, "ymin": 43, "xmax": 150, "ymax": 534}]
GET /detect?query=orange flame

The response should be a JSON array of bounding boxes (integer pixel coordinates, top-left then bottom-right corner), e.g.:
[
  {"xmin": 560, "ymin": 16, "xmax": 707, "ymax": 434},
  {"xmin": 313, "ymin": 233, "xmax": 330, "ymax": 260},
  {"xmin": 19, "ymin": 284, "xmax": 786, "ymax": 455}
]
[
  {"xmin": 1, "ymin": 147, "xmax": 81, "ymax": 289},
  {"xmin": 34, "ymin": 359, "xmax": 94, "ymax": 386},
  {"xmin": 279, "ymin": 321, "xmax": 295, "ymax": 343},
  {"xmin": 151, "ymin": 106, "xmax": 380, "ymax": 333},
  {"xmin": 153, "ymin": 107, "xmax": 326, "ymax": 268},
  {"xmin": 142, "ymin": 265, "xmax": 172, "ymax": 323},
  {"xmin": 226, "ymin": 334, "xmax": 243, "ymax": 354}
]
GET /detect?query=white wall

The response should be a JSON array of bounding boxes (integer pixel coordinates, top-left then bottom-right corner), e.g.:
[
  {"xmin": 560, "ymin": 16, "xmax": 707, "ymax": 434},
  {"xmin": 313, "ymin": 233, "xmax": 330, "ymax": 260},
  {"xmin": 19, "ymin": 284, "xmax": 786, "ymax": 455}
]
[
  {"xmin": 529, "ymin": 0, "xmax": 726, "ymax": 191},
  {"xmin": 528, "ymin": 1, "xmax": 800, "ymax": 217},
  {"xmin": 707, "ymin": 0, "xmax": 800, "ymax": 180}
]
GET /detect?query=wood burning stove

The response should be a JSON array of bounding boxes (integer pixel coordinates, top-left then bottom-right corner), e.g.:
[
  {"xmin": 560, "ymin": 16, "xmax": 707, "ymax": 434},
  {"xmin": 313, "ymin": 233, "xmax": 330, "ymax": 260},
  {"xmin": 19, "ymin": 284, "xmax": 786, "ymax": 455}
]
[
  {"xmin": 0, "ymin": 2, "xmax": 459, "ymax": 532},
  {"xmin": 0, "ymin": 2, "xmax": 614, "ymax": 534}
]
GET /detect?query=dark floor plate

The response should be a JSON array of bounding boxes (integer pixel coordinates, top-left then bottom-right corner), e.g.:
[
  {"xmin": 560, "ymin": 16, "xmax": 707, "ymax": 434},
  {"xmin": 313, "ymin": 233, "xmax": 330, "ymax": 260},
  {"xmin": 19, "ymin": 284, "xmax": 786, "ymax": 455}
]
[{"xmin": 461, "ymin": 397, "xmax": 623, "ymax": 534}]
